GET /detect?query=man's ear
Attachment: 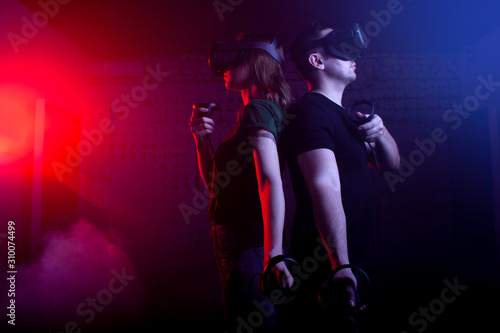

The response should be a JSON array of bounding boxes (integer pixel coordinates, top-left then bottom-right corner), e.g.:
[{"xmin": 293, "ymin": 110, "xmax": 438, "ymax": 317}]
[{"xmin": 308, "ymin": 52, "xmax": 325, "ymax": 70}]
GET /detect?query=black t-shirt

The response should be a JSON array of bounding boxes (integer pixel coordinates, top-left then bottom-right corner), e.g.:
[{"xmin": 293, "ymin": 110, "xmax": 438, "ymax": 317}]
[
  {"xmin": 208, "ymin": 99, "xmax": 283, "ymax": 250},
  {"xmin": 280, "ymin": 92, "xmax": 374, "ymax": 264}
]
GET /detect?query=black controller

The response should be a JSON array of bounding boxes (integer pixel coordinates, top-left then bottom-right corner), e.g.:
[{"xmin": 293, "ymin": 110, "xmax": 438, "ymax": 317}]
[{"xmin": 193, "ymin": 102, "xmax": 219, "ymax": 118}]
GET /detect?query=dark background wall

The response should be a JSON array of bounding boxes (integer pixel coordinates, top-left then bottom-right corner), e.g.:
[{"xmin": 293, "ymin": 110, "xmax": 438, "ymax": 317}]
[{"xmin": 0, "ymin": 0, "xmax": 499, "ymax": 332}]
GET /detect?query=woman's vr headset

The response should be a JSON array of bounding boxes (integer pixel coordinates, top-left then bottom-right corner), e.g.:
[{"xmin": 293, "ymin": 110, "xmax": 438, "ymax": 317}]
[
  {"xmin": 301, "ymin": 23, "xmax": 368, "ymax": 61},
  {"xmin": 209, "ymin": 37, "xmax": 285, "ymax": 77}
]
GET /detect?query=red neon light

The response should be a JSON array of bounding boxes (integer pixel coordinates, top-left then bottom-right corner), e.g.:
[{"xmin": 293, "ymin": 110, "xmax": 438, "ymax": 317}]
[{"xmin": 0, "ymin": 85, "xmax": 36, "ymax": 164}]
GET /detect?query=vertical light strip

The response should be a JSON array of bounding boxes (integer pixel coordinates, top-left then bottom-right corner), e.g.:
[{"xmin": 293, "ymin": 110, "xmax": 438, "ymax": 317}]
[
  {"xmin": 489, "ymin": 106, "xmax": 500, "ymax": 268},
  {"xmin": 31, "ymin": 98, "xmax": 45, "ymax": 258}
]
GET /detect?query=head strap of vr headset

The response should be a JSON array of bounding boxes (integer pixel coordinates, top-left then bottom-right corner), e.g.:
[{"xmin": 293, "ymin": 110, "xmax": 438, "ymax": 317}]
[
  {"xmin": 298, "ymin": 24, "xmax": 366, "ymax": 61},
  {"xmin": 215, "ymin": 37, "xmax": 285, "ymax": 67}
]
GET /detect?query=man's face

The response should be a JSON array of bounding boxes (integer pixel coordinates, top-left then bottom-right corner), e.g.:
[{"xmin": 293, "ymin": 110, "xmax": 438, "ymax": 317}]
[
  {"xmin": 318, "ymin": 28, "xmax": 357, "ymax": 84},
  {"xmin": 326, "ymin": 56, "xmax": 357, "ymax": 84}
]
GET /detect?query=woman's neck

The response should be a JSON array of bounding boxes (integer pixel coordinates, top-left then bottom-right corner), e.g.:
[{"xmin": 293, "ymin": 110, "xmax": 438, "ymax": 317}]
[{"xmin": 241, "ymin": 87, "xmax": 256, "ymax": 106}]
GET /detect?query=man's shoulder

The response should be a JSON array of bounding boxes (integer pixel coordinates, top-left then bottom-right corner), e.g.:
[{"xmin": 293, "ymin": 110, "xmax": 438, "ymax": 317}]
[
  {"xmin": 288, "ymin": 93, "xmax": 341, "ymax": 127},
  {"xmin": 292, "ymin": 92, "xmax": 341, "ymax": 114}
]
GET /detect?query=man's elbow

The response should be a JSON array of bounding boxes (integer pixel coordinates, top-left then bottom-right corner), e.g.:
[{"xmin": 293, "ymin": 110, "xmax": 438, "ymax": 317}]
[{"xmin": 308, "ymin": 178, "xmax": 342, "ymax": 201}]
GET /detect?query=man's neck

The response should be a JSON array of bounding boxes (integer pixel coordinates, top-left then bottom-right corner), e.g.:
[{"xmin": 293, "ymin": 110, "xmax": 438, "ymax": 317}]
[
  {"xmin": 309, "ymin": 80, "xmax": 346, "ymax": 108},
  {"xmin": 309, "ymin": 77, "xmax": 346, "ymax": 106}
]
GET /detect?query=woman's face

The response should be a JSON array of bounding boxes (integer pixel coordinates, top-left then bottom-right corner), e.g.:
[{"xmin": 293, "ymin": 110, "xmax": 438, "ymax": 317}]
[{"xmin": 223, "ymin": 62, "xmax": 253, "ymax": 92}]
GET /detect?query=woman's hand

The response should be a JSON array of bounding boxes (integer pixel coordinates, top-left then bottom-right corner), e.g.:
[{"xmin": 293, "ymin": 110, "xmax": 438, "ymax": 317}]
[
  {"xmin": 271, "ymin": 261, "xmax": 294, "ymax": 288},
  {"xmin": 189, "ymin": 107, "xmax": 215, "ymax": 142},
  {"xmin": 189, "ymin": 106, "xmax": 216, "ymax": 189}
]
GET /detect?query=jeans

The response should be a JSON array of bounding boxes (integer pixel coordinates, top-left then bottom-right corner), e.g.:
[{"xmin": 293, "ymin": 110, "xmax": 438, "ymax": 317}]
[{"xmin": 211, "ymin": 225, "xmax": 280, "ymax": 333}]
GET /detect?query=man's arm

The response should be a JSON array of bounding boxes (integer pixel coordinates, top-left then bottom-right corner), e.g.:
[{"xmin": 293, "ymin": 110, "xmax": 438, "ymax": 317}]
[
  {"xmin": 297, "ymin": 148, "xmax": 350, "ymax": 268},
  {"xmin": 297, "ymin": 148, "xmax": 358, "ymax": 309}
]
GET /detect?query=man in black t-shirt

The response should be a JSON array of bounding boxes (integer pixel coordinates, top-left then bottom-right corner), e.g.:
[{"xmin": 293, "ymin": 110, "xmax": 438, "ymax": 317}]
[{"xmin": 280, "ymin": 22, "xmax": 400, "ymax": 330}]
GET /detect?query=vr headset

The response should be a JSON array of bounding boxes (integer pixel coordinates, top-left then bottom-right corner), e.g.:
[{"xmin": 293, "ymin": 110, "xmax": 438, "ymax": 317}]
[
  {"xmin": 209, "ymin": 36, "xmax": 285, "ymax": 77},
  {"xmin": 299, "ymin": 23, "xmax": 368, "ymax": 61}
]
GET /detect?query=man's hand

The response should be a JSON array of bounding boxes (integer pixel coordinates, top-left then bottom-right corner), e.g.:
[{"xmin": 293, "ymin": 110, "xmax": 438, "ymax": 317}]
[
  {"xmin": 355, "ymin": 112, "xmax": 386, "ymax": 143},
  {"xmin": 355, "ymin": 112, "xmax": 401, "ymax": 171},
  {"xmin": 319, "ymin": 268, "xmax": 366, "ymax": 330}
]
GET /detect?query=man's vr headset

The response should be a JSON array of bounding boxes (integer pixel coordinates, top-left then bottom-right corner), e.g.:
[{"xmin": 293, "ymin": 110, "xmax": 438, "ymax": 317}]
[
  {"xmin": 300, "ymin": 23, "xmax": 368, "ymax": 61},
  {"xmin": 209, "ymin": 36, "xmax": 285, "ymax": 77}
]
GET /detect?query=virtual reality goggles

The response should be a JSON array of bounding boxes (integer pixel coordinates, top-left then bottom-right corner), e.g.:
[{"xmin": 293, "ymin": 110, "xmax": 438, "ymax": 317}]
[
  {"xmin": 300, "ymin": 23, "xmax": 368, "ymax": 61},
  {"xmin": 209, "ymin": 37, "xmax": 285, "ymax": 77}
]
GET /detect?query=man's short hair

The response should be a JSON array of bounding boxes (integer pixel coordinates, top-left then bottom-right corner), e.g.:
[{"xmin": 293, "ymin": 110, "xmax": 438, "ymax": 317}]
[{"xmin": 290, "ymin": 21, "xmax": 336, "ymax": 80}]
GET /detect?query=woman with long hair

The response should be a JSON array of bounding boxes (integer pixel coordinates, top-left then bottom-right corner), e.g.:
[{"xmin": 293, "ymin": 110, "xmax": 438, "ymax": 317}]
[{"xmin": 189, "ymin": 33, "xmax": 294, "ymax": 331}]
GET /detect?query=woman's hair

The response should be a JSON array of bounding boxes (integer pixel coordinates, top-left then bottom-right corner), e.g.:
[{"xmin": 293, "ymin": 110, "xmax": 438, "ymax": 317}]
[{"xmin": 237, "ymin": 33, "xmax": 294, "ymax": 112}]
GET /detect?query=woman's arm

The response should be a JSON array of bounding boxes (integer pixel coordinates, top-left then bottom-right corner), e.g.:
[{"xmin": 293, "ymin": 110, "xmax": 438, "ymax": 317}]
[
  {"xmin": 250, "ymin": 128, "xmax": 293, "ymax": 287},
  {"xmin": 189, "ymin": 107, "xmax": 215, "ymax": 189}
]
